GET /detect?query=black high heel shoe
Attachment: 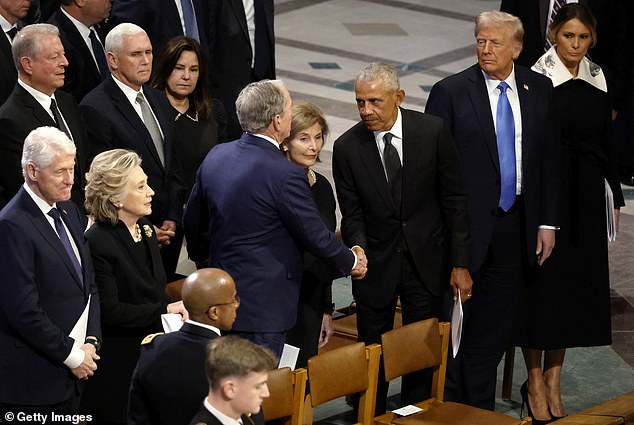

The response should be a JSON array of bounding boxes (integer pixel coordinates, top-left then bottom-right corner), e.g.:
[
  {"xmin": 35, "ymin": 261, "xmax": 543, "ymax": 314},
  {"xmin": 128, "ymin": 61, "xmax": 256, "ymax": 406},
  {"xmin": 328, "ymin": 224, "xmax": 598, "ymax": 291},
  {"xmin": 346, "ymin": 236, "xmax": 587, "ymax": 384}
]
[
  {"xmin": 549, "ymin": 407, "xmax": 568, "ymax": 421},
  {"xmin": 520, "ymin": 381, "xmax": 553, "ymax": 424}
]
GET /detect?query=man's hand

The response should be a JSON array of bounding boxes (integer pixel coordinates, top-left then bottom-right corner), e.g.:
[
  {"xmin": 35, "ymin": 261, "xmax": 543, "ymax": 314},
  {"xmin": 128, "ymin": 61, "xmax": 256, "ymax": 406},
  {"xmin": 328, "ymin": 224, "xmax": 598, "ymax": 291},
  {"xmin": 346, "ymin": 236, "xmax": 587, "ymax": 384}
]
[
  {"xmin": 450, "ymin": 267, "xmax": 473, "ymax": 304},
  {"xmin": 536, "ymin": 228, "xmax": 556, "ymax": 265},
  {"xmin": 154, "ymin": 223, "xmax": 176, "ymax": 246},
  {"xmin": 318, "ymin": 313, "xmax": 334, "ymax": 348},
  {"xmin": 351, "ymin": 246, "xmax": 367, "ymax": 279},
  {"xmin": 167, "ymin": 300, "xmax": 189, "ymax": 321},
  {"xmin": 71, "ymin": 344, "xmax": 100, "ymax": 380}
]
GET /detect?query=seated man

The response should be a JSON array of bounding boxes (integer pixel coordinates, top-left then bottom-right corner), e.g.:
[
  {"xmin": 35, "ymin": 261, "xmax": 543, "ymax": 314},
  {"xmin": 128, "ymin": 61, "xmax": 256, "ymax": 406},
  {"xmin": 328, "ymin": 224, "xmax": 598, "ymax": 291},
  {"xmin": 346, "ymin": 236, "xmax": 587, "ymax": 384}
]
[
  {"xmin": 189, "ymin": 335, "xmax": 277, "ymax": 425},
  {"xmin": 128, "ymin": 268, "xmax": 240, "ymax": 425}
]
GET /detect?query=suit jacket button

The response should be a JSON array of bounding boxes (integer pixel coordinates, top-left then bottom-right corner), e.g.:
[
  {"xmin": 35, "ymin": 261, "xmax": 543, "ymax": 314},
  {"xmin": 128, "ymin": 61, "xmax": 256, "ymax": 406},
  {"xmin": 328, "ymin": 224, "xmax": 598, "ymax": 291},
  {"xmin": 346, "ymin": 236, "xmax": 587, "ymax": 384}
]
[{"xmin": 402, "ymin": 222, "xmax": 407, "ymax": 227}]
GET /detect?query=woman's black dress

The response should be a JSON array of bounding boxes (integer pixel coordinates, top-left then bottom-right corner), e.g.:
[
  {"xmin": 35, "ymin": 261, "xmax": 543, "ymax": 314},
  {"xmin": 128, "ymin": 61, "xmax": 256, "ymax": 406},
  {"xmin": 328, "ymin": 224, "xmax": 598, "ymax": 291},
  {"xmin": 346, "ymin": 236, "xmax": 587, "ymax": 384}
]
[{"xmin": 517, "ymin": 78, "xmax": 624, "ymax": 349}]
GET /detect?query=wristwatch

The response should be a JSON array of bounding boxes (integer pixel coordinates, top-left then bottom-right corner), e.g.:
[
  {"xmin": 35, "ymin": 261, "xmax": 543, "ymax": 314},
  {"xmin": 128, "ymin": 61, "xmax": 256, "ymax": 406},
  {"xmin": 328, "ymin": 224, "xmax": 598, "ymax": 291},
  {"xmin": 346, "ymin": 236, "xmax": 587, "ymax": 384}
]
[{"xmin": 85, "ymin": 337, "xmax": 101, "ymax": 353}]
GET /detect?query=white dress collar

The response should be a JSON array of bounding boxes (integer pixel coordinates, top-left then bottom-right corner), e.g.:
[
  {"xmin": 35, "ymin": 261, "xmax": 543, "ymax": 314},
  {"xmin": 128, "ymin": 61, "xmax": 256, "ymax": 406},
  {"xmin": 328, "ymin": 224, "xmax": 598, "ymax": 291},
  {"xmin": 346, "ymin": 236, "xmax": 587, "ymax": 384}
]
[{"xmin": 532, "ymin": 45, "xmax": 607, "ymax": 92}]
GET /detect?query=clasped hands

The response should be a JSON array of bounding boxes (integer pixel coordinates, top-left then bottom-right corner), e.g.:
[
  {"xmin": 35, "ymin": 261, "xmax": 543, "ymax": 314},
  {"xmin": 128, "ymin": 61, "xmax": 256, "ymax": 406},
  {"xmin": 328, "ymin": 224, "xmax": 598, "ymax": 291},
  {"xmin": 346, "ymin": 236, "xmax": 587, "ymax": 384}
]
[
  {"xmin": 154, "ymin": 220, "xmax": 177, "ymax": 246},
  {"xmin": 71, "ymin": 341, "xmax": 100, "ymax": 381},
  {"xmin": 351, "ymin": 246, "xmax": 368, "ymax": 279}
]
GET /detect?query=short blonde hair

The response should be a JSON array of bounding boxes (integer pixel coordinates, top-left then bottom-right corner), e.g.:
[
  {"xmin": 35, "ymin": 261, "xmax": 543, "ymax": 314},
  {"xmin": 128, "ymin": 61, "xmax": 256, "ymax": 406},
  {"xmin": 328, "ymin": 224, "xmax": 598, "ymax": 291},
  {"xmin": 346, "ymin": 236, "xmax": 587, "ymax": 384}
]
[
  {"xmin": 475, "ymin": 11, "xmax": 524, "ymax": 44},
  {"xmin": 85, "ymin": 149, "xmax": 142, "ymax": 224}
]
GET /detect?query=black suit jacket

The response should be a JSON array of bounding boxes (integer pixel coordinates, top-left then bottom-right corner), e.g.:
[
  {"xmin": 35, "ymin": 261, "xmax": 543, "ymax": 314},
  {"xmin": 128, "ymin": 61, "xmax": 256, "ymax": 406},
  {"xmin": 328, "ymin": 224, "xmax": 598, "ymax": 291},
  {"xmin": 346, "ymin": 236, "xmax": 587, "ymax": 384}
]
[
  {"xmin": 79, "ymin": 76, "xmax": 186, "ymax": 224},
  {"xmin": 332, "ymin": 108, "xmax": 470, "ymax": 307},
  {"xmin": 425, "ymin": 64, "xmax": 560, "ymax": 271},
  {"xmin": 48, "ymin": 9, "xmax": 103, "ymax": 103},
  {"xmin": 207, "ymin": 0, "xmax": 275, "ymax": 140},
  {"xmin": 0, "ymin": 188, "xmax": 100, "ymax": 405},
  {"xmin": 0, "ymin": 32, "xmax": 16, "ymax": 106},
  {"xmin": 109, "ymin": 0, "xmax": 209, "ymax": 56},
  {"xmin": 128, "ymin": 323, "xmax": 219, "ymax": 425},
  {"xmin": 0, "ymin": 84, "xmax": 90, "ymax": 209},
  {"xmin": 500, "ymin": 0, "xmax": 630, "ymax": 109},
  {"xmin": 188, "ymin": 405, "xmax": 264, "ymax": 425}
]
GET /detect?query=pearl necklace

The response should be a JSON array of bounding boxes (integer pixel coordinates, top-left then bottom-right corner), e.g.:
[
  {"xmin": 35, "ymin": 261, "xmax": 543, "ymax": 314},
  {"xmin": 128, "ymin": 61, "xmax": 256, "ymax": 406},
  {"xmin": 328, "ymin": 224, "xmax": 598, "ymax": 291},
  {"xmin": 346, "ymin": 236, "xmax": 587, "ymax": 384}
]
[
  {"xmin": 308, "ymin": 169, "xmax": 316, "ymax": 186},
  {"xmin": 132, "ymin": 223, "xmax": 142, "ymax": 243}
]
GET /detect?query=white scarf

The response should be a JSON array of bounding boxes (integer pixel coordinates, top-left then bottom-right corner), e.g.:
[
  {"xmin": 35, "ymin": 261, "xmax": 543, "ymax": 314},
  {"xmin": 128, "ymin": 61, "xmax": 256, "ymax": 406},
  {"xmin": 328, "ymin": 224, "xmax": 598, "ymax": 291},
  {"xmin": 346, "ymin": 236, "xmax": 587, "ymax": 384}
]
[{"xmin": 532, "ymin": 45, "xmax": 607, "ymax": 92}]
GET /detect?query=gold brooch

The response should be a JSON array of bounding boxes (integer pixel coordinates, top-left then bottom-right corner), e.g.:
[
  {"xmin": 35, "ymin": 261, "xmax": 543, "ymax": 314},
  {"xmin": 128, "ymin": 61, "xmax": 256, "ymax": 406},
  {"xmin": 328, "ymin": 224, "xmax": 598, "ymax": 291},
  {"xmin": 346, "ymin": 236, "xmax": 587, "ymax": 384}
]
[{"xmin": 143, "ymin": 224, "xmax": 153, "ymax": 238}]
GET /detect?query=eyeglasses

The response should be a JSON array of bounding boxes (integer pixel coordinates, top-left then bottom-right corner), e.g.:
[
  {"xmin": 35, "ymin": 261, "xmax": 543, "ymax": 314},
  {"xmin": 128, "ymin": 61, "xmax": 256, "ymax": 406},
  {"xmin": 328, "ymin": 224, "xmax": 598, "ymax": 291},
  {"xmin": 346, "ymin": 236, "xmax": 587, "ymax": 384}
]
[{"xmin": 211, "ymin": 294, "xmax": 240, "ymax": 307}]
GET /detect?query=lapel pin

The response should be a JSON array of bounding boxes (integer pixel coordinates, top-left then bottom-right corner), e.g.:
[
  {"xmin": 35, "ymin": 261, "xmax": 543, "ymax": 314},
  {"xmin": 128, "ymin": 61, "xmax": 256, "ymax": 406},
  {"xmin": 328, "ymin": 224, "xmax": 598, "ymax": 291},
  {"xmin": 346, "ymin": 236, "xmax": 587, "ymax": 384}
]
[
  {"xmin": 523, "ymin": 84, "xmax": 529, "ymax": 91},
  {"xmin": 62, "ymin": 209, "xmax": 68, "ymax": 215}
]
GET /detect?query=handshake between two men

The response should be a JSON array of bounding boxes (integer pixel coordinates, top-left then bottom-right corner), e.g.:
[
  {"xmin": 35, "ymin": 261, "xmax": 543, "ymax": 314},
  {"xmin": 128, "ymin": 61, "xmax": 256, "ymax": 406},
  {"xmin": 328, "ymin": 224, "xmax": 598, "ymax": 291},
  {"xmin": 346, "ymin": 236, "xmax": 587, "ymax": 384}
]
[{"xmin": 350, "ymin": 245, "xmax": 368, "ymax": 280}]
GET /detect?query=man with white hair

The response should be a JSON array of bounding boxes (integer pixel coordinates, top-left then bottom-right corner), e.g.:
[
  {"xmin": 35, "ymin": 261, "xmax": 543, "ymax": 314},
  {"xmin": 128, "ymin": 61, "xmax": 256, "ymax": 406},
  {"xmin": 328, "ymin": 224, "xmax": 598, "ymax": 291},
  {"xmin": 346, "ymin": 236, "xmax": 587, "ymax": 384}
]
[
  {"xmin": 80, "ymin": 22, "xmax": 185, "ymax": 279},
  {"xmin": 0, "ymin": 126, "xmax": 101, "ymax": 414},
  {"xmin": 0, "ymin": 23, "xmax": 91, "ymax": 210}
]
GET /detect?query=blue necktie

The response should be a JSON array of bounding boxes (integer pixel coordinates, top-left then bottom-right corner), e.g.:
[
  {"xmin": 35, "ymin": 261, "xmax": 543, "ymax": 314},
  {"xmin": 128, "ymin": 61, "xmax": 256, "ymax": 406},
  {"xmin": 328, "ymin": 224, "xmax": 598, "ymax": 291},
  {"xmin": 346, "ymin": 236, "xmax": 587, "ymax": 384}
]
[
  {"xmin": 496, "ymin": 82, "xmax": 516, "ymax": 211},
  {"xmin": 89, "ymin": 28, "xmax": 109, "ymax": 79},
  {"xmin": 48, "ymin": 207, "xmax": 84, "ymax": 287},
  {"xmin": 181, "ymin": 0, "xmax": 200, "ymax": 41}
]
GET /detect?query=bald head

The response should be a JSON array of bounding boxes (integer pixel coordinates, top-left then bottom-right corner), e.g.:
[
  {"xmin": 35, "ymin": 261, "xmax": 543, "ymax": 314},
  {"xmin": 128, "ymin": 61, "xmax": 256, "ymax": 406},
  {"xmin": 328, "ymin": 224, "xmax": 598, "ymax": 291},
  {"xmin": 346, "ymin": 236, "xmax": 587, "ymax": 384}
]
[{"xmin": 182, "ymin": 268, "xmax": 238, "ymax": 330}]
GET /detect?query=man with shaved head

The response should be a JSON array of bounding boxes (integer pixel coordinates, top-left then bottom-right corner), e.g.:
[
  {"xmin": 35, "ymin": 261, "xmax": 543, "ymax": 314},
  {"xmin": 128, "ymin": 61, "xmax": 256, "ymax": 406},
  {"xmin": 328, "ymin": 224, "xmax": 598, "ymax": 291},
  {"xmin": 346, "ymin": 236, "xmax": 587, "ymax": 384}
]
[{"xmin": 128, "ymin": 268, "xmax": 241, "ymax": 425}]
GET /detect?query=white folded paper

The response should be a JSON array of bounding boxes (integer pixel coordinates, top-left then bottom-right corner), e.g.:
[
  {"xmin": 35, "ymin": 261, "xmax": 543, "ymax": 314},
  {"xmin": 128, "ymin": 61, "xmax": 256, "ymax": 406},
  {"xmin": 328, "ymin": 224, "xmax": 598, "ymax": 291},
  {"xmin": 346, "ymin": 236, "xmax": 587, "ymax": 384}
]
[
  {"xmin": 161, "ymin": 313, "xmax": 184, "ymax": 333},
  {"xmin": 605, "ymin": 179, "xmax": 616, "ymax": 242},
  {"xmin": 392, "ymin": 405, "xmax": 423, "ymax": 416},
  {"xmin": 451, "ymin": 291, "xmax": 463, "ymax": 358},
  {"xmin": 278, "ymin": 343, "xmax": 299, "ymax": 370}
]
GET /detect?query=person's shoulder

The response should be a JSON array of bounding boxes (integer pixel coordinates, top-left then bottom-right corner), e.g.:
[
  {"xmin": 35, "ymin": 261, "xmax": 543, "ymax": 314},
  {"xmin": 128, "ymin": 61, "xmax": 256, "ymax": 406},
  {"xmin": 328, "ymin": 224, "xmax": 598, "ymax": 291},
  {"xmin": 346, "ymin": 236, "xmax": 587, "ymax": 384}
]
[
  {"xmin": 334, "ymin": 121, "xmax": 369, "ymax": 147},
  {"xmin": 80, "ymin": 79, "xmax": 112, "ymax": 106},
  {"xmin": 516, "ymin": 64, "xmax": 552, "ymax": 86}
]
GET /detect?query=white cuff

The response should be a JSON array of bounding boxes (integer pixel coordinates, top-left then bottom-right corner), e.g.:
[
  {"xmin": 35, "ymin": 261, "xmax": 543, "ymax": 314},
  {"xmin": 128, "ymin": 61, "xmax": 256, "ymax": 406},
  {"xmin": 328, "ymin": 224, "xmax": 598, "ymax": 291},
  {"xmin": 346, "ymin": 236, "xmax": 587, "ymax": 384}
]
[{"xmin": 63, "ymin": 345, "xmax": 84, "ymax": 369}]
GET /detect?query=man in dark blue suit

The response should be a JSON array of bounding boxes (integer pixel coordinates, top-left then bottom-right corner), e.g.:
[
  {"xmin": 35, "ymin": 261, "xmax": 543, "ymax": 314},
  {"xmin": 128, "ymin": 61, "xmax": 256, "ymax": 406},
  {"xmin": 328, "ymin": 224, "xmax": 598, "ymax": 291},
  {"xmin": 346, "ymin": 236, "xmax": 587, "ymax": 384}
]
[
  {"xmin": 183, "ymin": 80, "xmax": 367, "ymax": 357},
  {"xmin": 48, "ymin": 0, "xmax": 112, "ymax": 102},
  {"xmin": 425, "ymin": 11, "xmax": 559, "ymax": 410},
  {"xmin": 0, "ymin": 0, "xmax": 29, "ymax": 106},
  {"xmin": 0, "ymin": 126, "xmax": 101, "ymax": 413},
  {"xmin": 128, "ymin": 268, "xmax": 241, "ymax": 425},
  {"xmin": 80, "ymin": 23, "xmax": 186, "ymax": 279}
]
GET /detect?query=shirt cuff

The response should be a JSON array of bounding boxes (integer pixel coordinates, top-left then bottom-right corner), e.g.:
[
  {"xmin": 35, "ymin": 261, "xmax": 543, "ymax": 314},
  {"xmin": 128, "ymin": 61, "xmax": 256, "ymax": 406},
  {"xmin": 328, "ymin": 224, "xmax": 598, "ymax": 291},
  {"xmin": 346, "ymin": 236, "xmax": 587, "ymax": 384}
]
[
  {"xmin": 63, "ymin": 345, "xmax": 85, "ymax": 369},
  {"xmin": 350, "ymin": 245, "xmax": 360, "ymax": 269},
  {"xmin": 538, "ymin": 225, "xmax": 559, "ymax": 230}
]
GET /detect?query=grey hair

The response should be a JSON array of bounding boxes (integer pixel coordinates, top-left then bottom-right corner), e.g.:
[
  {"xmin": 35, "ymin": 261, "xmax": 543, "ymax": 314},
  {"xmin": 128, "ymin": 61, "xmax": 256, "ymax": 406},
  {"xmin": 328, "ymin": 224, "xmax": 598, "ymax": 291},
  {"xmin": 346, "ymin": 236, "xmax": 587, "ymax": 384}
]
[
  {"xmin": 235, "ymin": 80, "xmax": 287, "ymax": 133},
  {"xmin": 21, "ymin": 126, "xmax": 76, "ymax": 178},
  {"xmin": 84, "ymin": 149, "xmax": 142, "ymax": 224},
  {"xmin": 356, "ymin": 62, "xmax": 400, "ymax": 92},
  {"xmin": 475, "ymin": 11, "xmax": 524, "ymax": 44},
  {"xmin": 105, "ymin": 23, "xmax": 147, "ymax": 54},
  {"xmin": 12, "ymin": 23, "xmax": 60, "ymax": 72}
]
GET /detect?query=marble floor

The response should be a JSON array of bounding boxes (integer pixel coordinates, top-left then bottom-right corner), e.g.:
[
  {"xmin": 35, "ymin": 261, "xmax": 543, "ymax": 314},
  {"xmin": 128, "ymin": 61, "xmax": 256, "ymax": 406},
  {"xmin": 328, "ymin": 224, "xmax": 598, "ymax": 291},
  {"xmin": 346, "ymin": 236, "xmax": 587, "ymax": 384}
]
[{"xmin": 270, "ymin": 0, "xmax": 634, "ymax": 422}]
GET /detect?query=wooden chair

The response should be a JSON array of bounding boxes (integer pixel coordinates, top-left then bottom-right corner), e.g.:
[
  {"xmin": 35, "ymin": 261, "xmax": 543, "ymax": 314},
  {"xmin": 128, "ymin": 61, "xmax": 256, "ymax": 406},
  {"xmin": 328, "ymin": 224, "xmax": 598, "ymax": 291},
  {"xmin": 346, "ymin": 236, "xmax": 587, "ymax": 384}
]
[
  {"xmin": 550, "ymin": 414, "xmax": 623, "ymax": 424},
  {"xmin": 573, "ymin": 390, "xmax": 634, "ymax": 424},
  {"xmin": 374, "ymin": 318, "xmax": 531, "ymax": 425},
  {"xmin": 261, "ymin": 367, "xmax": 307, "ymax": 425},
  {"xmin": 165, "ymin": 278, "xmax": 185, "ymax": 301},
  {"xmin": 306, "ymin": 342, "xmax": 381, "ymax": 425}
]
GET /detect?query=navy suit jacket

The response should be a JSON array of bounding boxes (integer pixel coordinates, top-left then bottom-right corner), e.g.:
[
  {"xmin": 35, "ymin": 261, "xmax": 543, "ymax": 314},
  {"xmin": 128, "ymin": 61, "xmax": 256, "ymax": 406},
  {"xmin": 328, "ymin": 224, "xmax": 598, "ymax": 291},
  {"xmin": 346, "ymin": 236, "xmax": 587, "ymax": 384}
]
[
  {"xmin": 425, "ymin": 64, "xmax": 560, "ymax": 271},
  {"xmin": 128, "ymin": 323, "xmax": 219, "ymax": 425},
  {"xmin": 109, "ymin": 0, "xmax": 209, "ymax": 56},
  {"xmin": 207, "ymin": 0, "xmax": 275, "ymax": 140},
  {"xmin": 332, "ymin": 108, "xmax": 470, "ymax": 306},
  {"xmin": 80, "ymin": 76, "xmax": 186, "ymax": 224},
  {"xmin": 0, "ymin": 84, "xmax": 90, "ymax": 209},
  {"xmin": 48, "ymin": 9, "xmax": 104, "ymax": 103},
  {"xmin": 0, "ymin": 31, "xmax": 16, "ymax": 107},
  {"xmin": 183, "ymin": 133, "xmax": 355, "ymax": 333},
  {"xmin": 0, "ymin": 188, "xmax": 100, "ymax": 405}
]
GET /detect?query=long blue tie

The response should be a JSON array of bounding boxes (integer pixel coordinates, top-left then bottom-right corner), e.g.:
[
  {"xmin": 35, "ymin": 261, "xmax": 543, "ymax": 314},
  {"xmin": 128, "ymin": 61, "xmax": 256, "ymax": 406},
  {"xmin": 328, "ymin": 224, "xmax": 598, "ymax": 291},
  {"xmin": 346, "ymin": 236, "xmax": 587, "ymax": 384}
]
[
  {"xmin": 48, "ymin": 207, "xmax": 84, "ymax": 287},
  {"xmin": 496, "ymin": 82, "xmax": 516, "ymax": 211},
  {"xmin": 181, "ymin": 0, "xmax": 200, "ymax": 41}
]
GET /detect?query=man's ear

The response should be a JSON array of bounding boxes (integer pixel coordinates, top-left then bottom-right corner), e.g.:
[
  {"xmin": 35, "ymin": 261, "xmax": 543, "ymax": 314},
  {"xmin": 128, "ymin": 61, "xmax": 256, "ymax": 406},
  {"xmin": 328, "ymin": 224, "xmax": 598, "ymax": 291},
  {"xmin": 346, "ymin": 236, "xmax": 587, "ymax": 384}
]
[
  {"xmin": 26, "ymin": 163, "xmax": 38, "ymax": 182},
  {"xmin": 221, "ymin": 378, "xmax": 236, "ymax": 400}
]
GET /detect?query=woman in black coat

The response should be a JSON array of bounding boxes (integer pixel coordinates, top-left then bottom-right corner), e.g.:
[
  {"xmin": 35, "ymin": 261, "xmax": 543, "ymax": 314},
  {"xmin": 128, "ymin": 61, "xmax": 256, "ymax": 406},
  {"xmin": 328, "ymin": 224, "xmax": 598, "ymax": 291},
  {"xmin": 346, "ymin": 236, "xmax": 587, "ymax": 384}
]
[{"xmin": 80, "ymin": 149, "xmax": 187, "ymax": 424}]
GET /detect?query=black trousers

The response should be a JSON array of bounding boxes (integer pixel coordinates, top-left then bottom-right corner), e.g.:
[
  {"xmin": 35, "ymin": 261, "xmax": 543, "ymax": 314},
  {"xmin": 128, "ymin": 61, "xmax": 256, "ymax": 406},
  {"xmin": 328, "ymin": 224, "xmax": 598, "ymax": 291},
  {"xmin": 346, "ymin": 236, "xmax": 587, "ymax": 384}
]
[
  {"xmin": 443, "ymin": 206, "xmax": 524, "ymax": 410},
  {"xmin": 356, "ymin": 252, "xmax": 441, "ymax": 415}
]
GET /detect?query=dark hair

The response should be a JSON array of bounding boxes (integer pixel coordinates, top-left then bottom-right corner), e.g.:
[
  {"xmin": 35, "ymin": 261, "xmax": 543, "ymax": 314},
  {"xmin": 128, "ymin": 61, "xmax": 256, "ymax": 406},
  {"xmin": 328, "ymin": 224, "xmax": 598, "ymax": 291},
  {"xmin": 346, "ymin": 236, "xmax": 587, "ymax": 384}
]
[
  {"xmin": 548, "ymin": 3, "xmax": 597, "ymax": 48},
  {"xmin": 151, "ymin": 36, "xmax": 212, "ymax": 119}
]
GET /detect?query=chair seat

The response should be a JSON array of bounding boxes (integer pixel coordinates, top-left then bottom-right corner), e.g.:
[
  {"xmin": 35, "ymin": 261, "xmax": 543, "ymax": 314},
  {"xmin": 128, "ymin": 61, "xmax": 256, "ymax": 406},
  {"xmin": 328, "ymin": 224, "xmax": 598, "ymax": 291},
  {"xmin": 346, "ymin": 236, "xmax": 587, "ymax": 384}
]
[
  {"xmin": 377, "ymin": 400, "xmax": 524, "ymax": 425},
  {"xmin": 579, "ymin": 391, "xmax": 634, "ymax": 424},
  {"xmin": 551, "ymin": 414, "xmax": 623, "ymax": 424}
]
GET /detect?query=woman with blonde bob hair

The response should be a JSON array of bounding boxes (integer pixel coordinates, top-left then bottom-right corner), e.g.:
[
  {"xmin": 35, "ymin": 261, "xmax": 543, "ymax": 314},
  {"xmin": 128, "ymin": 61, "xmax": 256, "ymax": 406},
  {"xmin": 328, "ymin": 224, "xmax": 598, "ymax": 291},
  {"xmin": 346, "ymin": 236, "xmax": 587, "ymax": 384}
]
[{"xmin": 82, "ymin": 149, "xmax": 187, "ymax": 423}]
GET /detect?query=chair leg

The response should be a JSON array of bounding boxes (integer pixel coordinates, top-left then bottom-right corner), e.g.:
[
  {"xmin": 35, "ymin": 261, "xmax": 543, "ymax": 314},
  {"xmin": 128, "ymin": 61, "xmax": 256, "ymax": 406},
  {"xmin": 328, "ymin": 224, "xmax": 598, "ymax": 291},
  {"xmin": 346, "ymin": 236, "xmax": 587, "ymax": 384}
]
[{"xmin": 501, "ymin": 345, "xmax": 515, "ymax": 401}]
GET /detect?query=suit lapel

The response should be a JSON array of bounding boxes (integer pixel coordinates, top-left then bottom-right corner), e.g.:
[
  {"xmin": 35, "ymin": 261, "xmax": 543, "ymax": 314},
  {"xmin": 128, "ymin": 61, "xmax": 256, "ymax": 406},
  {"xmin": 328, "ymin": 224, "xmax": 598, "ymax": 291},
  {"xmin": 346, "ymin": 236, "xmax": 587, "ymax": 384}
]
[
  {"xmin": 229, "ymin": 0, "xmax": 250, "ymax": 44},
  {"xmin": 401, "ymin": 110, "xmax": 420, "ymax": 216},
  {"xmin": 21, "ymin": 193, "xmax": 84, "ymax": 291},
  {"xmin": 15, "ymin": 85, "xmax": 57, "ymax": 128},
  {"xmin": 107, "ymin": 78, "xmax": 165, "ymax": 170},
  {"xmin": 56, "ymin": 11, "xmax": 101, "ymax": 81},
  {"xmin": 515, "ymin": 68, "xmax": 534, "ymax": 175},
  {"xmin": 109, "ymin": 221, "xmax": 159, "ymax": 282},
  {"xmin": 358, "ymin": 130, "xmax": 397, "ymax": 214},
  {"xmin": 466, "ymin": 66, "xmax": 500, "ymax": 175},
  {"xmin": 58, "ymin": 203, "xmax": 90, "ymax": 294}
]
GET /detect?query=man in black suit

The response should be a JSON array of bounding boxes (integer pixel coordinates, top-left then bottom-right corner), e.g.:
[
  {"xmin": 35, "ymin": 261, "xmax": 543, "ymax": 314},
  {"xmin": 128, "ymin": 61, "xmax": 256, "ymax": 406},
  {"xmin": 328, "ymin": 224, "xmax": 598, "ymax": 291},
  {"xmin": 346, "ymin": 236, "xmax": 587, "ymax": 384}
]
[
  {"xmin": 425, "ymin": 11, "xmax": 559, "ymax": 410},
  {"xmin": 0, "ymin": 126, "xmax": 101, "ymax": 414},
  {"xmin": 187, "ymin": 336, "xmax": 276, "ymax": 425},
  {"xmin": 48, "ymin": 0, "xmax": 111, "ymax": 102},
  {"xmin": 207, "ymin": 0, "xmax": 275, "ymax": 140},
  {"xmin": 0, "ymin": 0, "xmax": 29, "ymax": 106},
  {"xmin": 80, "ymin": 23, "xmax": 186, "ymax": 279},
  {"xmin": 128, "ymin": 268, "xmax": 240, "ymax": 425},
  {"xmin": 332, "ymin": 62, "xmax": 471, "ymax": 414},
  {"xmin": 0, "ymin": 23, "xmax": 90, "ymax": 209},
  {"xmin": 109, "ymin": 0, "xmax": 209, "ymax": 59}
]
